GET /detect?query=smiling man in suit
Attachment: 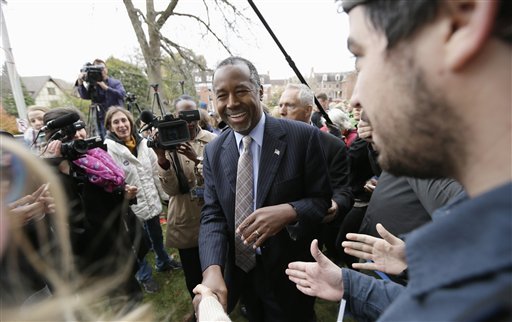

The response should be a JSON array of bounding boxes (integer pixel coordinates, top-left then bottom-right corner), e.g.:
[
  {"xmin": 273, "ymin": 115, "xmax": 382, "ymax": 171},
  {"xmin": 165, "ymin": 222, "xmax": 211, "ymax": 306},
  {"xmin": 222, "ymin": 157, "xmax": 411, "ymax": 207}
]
[{"xmin": 195, "ymin": 56, "xmax": 332, "ymax": 321}]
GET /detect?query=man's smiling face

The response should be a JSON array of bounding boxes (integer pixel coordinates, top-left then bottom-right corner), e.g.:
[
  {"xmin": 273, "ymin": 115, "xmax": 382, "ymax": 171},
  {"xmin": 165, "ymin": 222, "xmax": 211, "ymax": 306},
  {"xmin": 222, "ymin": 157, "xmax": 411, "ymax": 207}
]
[{"xmin": 212, "ymin": 63, "xmax": 263, "ymax": 135}]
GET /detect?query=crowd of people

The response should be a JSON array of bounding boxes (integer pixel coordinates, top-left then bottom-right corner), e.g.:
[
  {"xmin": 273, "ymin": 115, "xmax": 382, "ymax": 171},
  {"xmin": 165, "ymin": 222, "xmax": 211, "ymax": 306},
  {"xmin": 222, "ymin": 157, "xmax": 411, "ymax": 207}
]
[{"xmin": 1, "ymin": 0, "xmax": 510, "ymax": 321}]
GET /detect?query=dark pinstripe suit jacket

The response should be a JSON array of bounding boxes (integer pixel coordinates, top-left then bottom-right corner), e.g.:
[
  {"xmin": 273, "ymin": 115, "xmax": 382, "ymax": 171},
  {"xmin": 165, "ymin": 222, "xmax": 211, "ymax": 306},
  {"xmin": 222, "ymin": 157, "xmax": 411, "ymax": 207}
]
[{"xmin": 198, "ymin": 115, "xmax": 332, "ymax": 312}]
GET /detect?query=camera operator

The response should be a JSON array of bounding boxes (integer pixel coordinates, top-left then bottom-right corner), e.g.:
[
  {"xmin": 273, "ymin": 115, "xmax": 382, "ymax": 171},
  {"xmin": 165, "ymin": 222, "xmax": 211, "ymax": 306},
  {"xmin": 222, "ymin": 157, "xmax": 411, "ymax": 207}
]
[
  {"xmin": 75, "ymin": 59, "xmax": 126, "ymax": 139},
  {"xmin": 152, "ymin": 95, "xmax": 217, "ymax": 302},
  {"xmin": 41, "ymin": 107, "xmax": 145, "ymax": 303}
]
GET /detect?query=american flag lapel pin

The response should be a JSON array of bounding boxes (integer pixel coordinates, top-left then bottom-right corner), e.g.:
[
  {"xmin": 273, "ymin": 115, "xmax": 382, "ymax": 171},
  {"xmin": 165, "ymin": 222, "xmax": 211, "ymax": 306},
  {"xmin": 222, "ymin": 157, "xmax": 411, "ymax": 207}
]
[{"xmin": 274, "ymin": 149, "xmax": 280, "ymax": 156}]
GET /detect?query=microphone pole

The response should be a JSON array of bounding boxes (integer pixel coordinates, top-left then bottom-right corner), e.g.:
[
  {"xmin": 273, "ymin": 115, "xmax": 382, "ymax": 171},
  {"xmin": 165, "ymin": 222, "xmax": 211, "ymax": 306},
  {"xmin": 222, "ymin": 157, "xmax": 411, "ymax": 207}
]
[{"xmin": 247, "ymin": 0, "xmax": 333, "ymax": 126}]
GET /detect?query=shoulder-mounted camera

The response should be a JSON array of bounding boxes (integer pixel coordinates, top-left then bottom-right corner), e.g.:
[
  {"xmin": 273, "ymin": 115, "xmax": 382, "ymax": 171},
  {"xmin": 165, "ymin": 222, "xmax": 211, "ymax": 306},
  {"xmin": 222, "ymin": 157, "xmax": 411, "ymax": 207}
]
[
  {"xmin": 80, "ymin": 62, "xmax": 104, "ymax": 84},
  {"xmin": 139, "ymin": 110, "xmax": 200, "ymax": 150}
]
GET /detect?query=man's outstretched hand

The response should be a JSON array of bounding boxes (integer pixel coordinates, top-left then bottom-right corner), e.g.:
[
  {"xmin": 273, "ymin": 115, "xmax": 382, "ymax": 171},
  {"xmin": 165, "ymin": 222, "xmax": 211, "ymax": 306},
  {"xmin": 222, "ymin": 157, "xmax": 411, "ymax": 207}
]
[
  {"xmin": 342, "ymin": 223, "xmax": 407, "ymax": 275},
  {"xmin": 286, "ymin": 239, "xmax": 344, "ymax": 302}
]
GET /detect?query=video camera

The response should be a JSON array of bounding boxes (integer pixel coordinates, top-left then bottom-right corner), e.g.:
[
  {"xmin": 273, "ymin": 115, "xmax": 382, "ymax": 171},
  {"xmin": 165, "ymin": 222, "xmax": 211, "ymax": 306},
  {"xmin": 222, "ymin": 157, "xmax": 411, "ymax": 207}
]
[
  {"xmin": 126, "ymin": 92, "xmax": 137, "ymax": 103},
  {"xmin": 61, "ymin": 137, "xmax": 105, "ymax": 160},
  {"xmin": 140, "ymin": 110, "xmax": 200, "ymax": 150},
  {"xmin": 44, "ymin": 113, "xmax": 106, "ymax": 161},
  {"xmin": 80, "ymin": 62, "xmax": 104, "ymax": 84}
]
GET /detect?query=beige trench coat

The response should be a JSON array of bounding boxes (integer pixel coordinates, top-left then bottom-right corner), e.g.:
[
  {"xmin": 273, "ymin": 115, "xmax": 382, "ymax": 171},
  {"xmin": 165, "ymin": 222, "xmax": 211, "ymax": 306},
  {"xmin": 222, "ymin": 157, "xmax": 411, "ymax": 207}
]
[{"xmin": 158, "ymin": 128, "xmax": 217, "ymax": 249}]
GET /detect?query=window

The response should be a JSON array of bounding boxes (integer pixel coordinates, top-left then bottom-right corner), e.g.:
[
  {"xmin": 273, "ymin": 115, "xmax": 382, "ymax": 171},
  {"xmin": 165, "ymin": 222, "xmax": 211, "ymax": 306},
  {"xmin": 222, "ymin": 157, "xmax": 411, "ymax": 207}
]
[
  {"xmin": 47, "ymin": 87, "xmax": 56, "ymax": 95},
  {"xmin": 206, "ymin": 75, "xmax": 212, "ymax": 82},
  {"xmin": 335, "ymin": 74, "xmax": 341, "ymax": 81},
  {"xmin": 195, "ymin": 76, "xmax": 202, "ymax": 82},
  {"xmin": 322, "ymin": 74, "xmax": 327, "ymax": 81}
]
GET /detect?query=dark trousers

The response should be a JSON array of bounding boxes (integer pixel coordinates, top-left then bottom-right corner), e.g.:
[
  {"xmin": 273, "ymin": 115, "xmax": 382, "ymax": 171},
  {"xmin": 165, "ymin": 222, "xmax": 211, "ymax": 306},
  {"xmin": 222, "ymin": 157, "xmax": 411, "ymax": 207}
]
[
  {"xmin": 178, "ymin": 247, "xmax": 203, "ymax": 299},
  {"xmin": 143, "ymin": 216, "xmax": 170, "ymax": 270},
  {"xmin": 235, "ymin": 256, "xmax": 316, "ymax": 322},
  {"xmin": 318, "ymin": 214, "xmax": 345, "ymax": 263},
  {"xmin": 335, "ymin": 205, "xmax": 368, "ymax": 267}
]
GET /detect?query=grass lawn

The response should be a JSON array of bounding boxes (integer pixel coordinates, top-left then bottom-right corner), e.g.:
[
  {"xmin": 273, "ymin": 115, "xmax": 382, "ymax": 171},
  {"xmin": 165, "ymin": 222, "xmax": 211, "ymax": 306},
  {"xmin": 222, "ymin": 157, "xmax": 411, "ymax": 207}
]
[{"xmin": 143, "ymin": 220, "xmax": 351, "ymax": 321}]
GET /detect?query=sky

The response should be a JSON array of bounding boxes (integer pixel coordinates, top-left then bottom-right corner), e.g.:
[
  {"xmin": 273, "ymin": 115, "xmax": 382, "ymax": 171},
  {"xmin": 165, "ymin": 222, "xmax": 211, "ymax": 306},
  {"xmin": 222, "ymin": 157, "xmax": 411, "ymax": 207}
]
[{"xmin": 1, "ymin": 0, "xmax": 355, "ymax": 84}]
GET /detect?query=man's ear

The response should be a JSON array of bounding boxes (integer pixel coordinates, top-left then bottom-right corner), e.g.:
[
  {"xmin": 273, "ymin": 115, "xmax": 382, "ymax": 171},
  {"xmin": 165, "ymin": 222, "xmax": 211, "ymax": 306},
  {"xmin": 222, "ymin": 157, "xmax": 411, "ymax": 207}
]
[
  {"xmin": 259, "ymin": 85, "xmax": 264, "ymax": 101},
  {"xmin": 305, "ymin": 105, "xmax": 313, "ymax": 120},
  {"xmin": 444, "ymin": 0, "xmax": 499, "ymax": 71}
]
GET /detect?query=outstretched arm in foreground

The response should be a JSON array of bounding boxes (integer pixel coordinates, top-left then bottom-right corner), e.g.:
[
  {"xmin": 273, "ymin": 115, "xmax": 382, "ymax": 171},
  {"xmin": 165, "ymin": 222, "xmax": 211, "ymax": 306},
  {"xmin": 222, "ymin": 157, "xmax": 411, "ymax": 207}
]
[
  {"xmin": 342, "ymin": 223, "xmax": 407, "ymax": 275},
  {"xmin": 286, "ymin": 239, "xmax": 344, "ymax": 301},
  {"xmin": 287, "ymin": 237, "xmax": 405, "ymax": 321},
  {"xmin": 193, "ymin": 284, "xmax": 231, "ymax": 322}
]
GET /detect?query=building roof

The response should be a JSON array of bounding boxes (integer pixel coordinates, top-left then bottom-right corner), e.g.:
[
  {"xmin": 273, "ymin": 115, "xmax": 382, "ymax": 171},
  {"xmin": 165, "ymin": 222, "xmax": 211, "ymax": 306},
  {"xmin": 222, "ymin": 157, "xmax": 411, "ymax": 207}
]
[
  {"xmin": 21, "ymin": 76, "xmax": 51, "ymax": 98},
  {"xmin": 20, "ymin": 76, "xmax": 73, "ymax": 99}
]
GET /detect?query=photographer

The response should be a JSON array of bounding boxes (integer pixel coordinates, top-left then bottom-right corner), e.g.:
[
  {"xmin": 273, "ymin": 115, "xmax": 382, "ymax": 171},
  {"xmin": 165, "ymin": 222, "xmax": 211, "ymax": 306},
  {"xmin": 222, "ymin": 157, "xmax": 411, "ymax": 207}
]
[
  {"xmin": 153, "ymin": 95, "xmax": 217, "ymax": 301},
  {"xmin": 41, "ymin": 107, "xmax": 145, "ymax": 303},
  {"xmin": 75, "ymin": 59, "xmax": 126, "ymax": 139}
]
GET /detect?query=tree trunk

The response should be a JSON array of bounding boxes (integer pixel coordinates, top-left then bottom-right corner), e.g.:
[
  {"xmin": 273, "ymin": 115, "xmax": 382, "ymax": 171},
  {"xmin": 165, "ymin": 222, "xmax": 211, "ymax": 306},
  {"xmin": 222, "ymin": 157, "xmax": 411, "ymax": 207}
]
[{"xmin": 123, "ymin": 0, "xmax": 166, "ymax": 106}]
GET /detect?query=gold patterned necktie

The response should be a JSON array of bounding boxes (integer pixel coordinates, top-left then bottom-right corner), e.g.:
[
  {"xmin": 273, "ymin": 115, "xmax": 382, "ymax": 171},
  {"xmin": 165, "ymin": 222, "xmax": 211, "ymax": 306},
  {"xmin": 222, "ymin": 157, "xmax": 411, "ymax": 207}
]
[{"xmin": 235, "ymin": 135, "xmax": 256, "ymax": 272}]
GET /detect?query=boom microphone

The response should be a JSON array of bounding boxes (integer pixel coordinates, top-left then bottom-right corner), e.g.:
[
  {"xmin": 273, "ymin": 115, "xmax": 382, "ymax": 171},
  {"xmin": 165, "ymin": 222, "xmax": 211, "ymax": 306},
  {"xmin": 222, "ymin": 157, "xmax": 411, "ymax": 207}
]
[
  {"xmin": 139, "ymin": 110, "xmax": 157, "ymax": 132},
  {"xmin": 41, "ymin": 113, "xmax": 80, "ymax": 131},
  {"xmin": 140, "ymin": 110, "xmax": 155, "ymax": 124}
]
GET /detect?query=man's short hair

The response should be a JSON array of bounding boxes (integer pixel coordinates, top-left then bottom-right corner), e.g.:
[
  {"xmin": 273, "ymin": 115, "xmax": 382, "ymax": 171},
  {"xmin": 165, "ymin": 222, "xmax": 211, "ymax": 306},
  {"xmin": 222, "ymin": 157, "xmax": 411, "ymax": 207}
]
[
  {"xmin": 92, "ymin": 59, "xmax": 106, "ymax": 68},
  {"xmin": 341, "ymin": 0, "xmax": 511, "ymax": 48},
  {"xmin": 285, "ymin": 84, "xmax": 315, "ymax": 107},
  {"xmin": 174, "ymin": 95, "xmax": 196, "ymax": 107},
  {"xmin": 316, "ymin": 92, "xmax": 328, "ymax": 101},
  {"xmin": 214, "ymin": 56, "xmax": 261, "ymax": 90}
]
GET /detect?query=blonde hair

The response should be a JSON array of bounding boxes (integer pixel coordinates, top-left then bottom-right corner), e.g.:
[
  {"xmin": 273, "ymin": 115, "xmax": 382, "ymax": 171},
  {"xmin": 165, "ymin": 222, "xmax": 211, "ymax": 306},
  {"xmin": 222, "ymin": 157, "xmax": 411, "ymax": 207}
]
[
  {"xmin": 27, "ymin": 105, "xmax": 50, "ymax": 115},
  {"xmin": 1, "ymin": 138, "xmax": 152, "ymax": 321}
]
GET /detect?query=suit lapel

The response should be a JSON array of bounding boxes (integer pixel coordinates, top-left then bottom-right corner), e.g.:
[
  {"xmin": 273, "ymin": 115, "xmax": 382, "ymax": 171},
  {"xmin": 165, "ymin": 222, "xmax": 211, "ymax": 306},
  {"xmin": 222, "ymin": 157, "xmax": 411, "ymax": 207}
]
[
  {"xmin": 222, "ymin": 131, "xmax": 239, "ymax": 195},
  {"xmin": 256, "ymin": 117, "xmax": 286, "ymax": 208}
]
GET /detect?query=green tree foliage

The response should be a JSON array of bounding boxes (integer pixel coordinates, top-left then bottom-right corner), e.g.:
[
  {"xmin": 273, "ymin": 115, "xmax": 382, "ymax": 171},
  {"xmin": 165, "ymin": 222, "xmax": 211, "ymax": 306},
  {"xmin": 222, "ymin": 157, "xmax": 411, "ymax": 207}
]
[
  {"xmin": 106, "ymin": 57, "xmax": 150, "ymax": 111},
  {"xmin": 267, "ymin": 87, "xmax": 285, "ymax": 108},
  {"xmin": 1, "ymin": 65, "xmax": 35, "ymax": 117}
]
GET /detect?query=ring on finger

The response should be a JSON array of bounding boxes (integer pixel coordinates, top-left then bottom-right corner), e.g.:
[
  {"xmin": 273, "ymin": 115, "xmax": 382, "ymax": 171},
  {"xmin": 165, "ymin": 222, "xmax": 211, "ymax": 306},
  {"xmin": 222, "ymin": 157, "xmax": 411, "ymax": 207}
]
[{"xmin": 254, "ymin": 230, "xmax": 260, "ymax": 237}]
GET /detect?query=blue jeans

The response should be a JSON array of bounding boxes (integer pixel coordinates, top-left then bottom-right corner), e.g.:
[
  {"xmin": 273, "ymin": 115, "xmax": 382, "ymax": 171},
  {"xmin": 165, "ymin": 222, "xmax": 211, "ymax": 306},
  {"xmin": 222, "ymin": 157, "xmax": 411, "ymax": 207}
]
[
  {"xmin": 135, "ymin": 257, "xmax": 152, "ymax": 283},
  {"xmin": 143, "ymin": 215, "xmax": 171, "ymax": 270}
]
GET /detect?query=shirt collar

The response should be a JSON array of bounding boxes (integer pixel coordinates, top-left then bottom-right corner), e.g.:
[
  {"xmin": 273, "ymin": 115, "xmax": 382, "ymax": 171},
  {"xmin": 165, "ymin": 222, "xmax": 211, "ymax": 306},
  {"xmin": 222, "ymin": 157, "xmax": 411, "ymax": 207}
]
[{"xmin": 234, "ymin": 113, "xmax": 266, "ymax": 150}]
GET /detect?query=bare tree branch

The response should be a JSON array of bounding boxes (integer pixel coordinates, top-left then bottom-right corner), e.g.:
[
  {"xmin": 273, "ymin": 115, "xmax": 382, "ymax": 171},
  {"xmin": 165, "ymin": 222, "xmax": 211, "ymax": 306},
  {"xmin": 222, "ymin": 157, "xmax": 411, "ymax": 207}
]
[
  {"xmin": 160, "ymin": 45, "xmax": 187, "ymax": 77},
  {"xmin": 160, "ymin": 36, "xmax": 206, "ymax": 71},
  {"xmin": 123, "ymin": 0, "xmax": 150, "ymax": 58},
  {"xmin": 173, "ymin": 12, "xmax": 233, "ymax": 54},
  {"xmin": 156, "ymin": 0, "xmax": 178, "ymax": 30},
  {"xmin": 201, "ymin": 0, "xmax": 211, "ymax": 25},
  {"xmin": 122, "ymin": 0, "xmax": 253, "ymax": 101}
]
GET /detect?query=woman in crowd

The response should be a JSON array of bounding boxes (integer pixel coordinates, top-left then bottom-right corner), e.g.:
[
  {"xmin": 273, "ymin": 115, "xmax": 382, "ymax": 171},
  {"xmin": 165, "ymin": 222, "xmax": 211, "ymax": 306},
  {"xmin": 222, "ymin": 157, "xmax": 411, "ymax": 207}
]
[
  {"xmin": 104, "ymin": 107, "xmax": 181, "ymax": 294},
  {"xmin": 41, "ymin": 107, "xmax": 145, "ymax": 303},
  {"xmin": 328, "ymin": 108, "xmax": 358, "ymax": 147}
]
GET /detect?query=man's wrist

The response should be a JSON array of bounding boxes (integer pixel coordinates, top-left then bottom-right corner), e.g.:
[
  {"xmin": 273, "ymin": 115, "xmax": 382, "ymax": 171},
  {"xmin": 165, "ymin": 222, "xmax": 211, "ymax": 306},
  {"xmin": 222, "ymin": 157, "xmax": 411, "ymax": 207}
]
[{"xmin": 202, "ymin": 265, "xmax": 223, "ymax": 281}]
